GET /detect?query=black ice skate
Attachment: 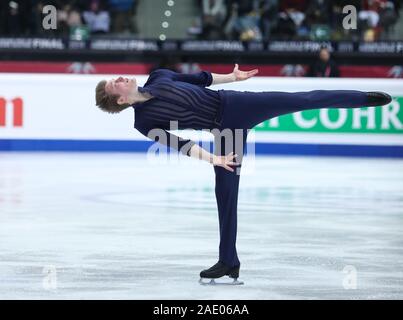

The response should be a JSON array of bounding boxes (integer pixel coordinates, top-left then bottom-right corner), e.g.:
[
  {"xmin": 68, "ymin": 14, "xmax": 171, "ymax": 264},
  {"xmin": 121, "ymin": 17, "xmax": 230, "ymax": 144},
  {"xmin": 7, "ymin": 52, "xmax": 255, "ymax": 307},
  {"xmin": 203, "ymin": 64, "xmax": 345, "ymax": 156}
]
[
  {"xmin": 366, "ymin": 92, "xmax": 392, "ymax": 107},
  {"xmin": 199, "ymin": 261, "xmax": 244, "ymax": 285}
]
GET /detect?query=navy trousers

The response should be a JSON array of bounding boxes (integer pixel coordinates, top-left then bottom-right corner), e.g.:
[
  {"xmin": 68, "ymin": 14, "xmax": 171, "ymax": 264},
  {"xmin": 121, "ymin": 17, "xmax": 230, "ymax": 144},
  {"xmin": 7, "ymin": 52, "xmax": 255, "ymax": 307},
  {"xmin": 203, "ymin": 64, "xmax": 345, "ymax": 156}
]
[{"xmin": 212, "ymin": 90, "xmax": 368, "ymax": 267}]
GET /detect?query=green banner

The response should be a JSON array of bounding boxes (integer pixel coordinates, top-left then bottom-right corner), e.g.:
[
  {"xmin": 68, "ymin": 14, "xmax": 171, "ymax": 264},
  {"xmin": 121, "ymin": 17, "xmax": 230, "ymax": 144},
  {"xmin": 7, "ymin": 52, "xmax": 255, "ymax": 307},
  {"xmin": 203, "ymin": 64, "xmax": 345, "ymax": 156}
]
[{"xmin": 255, "ymin": 97, "xmax": 403, "ymax": 134}]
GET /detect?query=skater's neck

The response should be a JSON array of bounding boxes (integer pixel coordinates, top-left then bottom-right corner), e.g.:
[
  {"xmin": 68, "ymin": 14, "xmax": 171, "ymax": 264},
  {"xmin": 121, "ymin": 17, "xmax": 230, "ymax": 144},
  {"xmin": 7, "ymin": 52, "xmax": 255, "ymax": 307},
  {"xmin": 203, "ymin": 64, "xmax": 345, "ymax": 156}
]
[{"xmin": 128, "ymin": 89, "xmax": 153, "ymax": 105}]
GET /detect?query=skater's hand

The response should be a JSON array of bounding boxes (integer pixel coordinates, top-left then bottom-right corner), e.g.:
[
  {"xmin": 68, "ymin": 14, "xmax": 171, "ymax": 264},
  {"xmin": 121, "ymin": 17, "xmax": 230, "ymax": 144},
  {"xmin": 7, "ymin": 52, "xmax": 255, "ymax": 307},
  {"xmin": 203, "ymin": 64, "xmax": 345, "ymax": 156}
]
[
  {"xmin": 232, "ymin": 64, "xmax": 259, "ymax": 81},
  {"xmin": 212, "ymin": 152, "xmax": 239, "ymax": 172}
]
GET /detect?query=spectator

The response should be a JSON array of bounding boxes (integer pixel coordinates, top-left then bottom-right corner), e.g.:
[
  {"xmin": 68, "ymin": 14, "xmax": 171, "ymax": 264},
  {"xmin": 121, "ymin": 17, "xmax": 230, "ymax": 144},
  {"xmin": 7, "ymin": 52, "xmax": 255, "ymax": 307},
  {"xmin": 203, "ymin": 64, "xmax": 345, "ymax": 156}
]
[
  {"xmin": 225, "ymin": 0, "xmax": 262, "ymax": 41},
  {"xmin": 271, "ymin": 0, "xmax": 309, "ymax": 40},
  {"xmin": 4, "ymin": 1, "xmax": 22, "ymax": 35},
  {"xmin": 26, "ymin": 1, "xmax": 39, "ymax": 35},
  {"xmin": 83, "ymin": 0, "xmax": 110, "ymax": 34},
  {"xmin": 358, "ymin": 0, "xmax": 388, "ymax": 28},
  {"xmin": 307, "ymin": 47, "xmax": 340, "ymax": 77},
  {"xmin": 378, "ymin": 1, "xmax": 398, "ymax": 39},
  {"xmin": 280, "ymin": 0, "xmax": 308, "ymax": 29},
  {"xmin": 305, "ymin": 0, "xmax": 332, "ymax": 26},
  {"xmin": 273, "ymin": 10, "xmax": 296, "ymax": 39},
  {"xmin": 57, "ymin": 4, "xmax": 83, "ymax": 35},
  {"xmin": 57, "ymin": 4, "xmax": 71, "ymax": 35},
  {"xmin": 259, "ymin": 0, "xmax": 279, "ymax": 39},
  {"xmin": 203, "ymin": 0, "xmax": 227, "ymax": 23},
  {"xmin": 108, "ymin": 0, "xmax": 135, "ymax": 34},
  {"xmin": 200, "ymin": 0, "xmax": 228, "ymax": 40}
]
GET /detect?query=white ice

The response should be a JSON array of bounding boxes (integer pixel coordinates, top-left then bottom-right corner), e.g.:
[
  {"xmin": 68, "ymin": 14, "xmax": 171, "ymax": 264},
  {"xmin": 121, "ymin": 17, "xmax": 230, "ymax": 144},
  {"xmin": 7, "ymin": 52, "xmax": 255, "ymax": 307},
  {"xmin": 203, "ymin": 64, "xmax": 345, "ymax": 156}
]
[{"xmin": 0, "ymin": 152, "xmax": 402, "ymax": 299}]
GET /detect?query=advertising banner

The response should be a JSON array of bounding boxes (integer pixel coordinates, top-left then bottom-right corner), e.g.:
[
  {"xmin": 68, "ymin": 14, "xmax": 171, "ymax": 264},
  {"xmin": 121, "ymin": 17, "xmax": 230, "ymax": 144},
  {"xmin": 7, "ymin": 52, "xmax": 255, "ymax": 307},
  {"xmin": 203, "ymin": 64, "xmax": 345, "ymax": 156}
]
[{"xmin": 0, "ymin": 73, "xmax": 402, "ymax": 156}]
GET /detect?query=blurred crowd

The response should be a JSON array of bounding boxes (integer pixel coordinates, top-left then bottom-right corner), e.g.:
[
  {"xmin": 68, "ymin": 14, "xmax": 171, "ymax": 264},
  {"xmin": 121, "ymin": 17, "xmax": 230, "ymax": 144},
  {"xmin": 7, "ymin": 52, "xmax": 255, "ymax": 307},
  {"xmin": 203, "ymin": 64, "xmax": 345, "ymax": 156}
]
[
  {"xmin": 0, "ymin": 0, "xmax": 401, "ymax": 42},
  {"xmin": 190, "ymin": 0, "xmax": 402, "ymax": 41},
  {"xmin": 0, "ymin": 0, "xmax": 138, "ymax": 36}
]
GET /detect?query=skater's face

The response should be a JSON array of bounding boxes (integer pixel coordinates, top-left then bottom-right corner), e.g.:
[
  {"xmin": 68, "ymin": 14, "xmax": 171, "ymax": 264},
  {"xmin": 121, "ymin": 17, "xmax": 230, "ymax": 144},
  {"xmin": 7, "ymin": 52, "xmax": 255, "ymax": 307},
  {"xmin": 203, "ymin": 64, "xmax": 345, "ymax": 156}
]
[{"xmin": 105, "ymin": 76, "xmax": 137, "ymax": 105}]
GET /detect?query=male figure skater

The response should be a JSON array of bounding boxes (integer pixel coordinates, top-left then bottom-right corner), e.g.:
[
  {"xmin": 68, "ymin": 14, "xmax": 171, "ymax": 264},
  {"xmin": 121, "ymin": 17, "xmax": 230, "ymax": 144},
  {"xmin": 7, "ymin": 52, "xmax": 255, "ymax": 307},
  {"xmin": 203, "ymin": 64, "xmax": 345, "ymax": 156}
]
[{"xmin": 95, "ymin": 65, "xmax": 391, "ymax": 285}]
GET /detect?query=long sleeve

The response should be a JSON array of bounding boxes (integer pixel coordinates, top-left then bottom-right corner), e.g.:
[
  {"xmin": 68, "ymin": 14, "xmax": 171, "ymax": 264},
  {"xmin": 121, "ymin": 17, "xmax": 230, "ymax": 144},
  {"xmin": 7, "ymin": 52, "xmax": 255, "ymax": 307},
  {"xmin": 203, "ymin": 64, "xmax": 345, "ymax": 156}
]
[
  {"xmin": 152, "ymin": 69, "xmax": 213, "ymax": 87},
  {"xmin": 136, "ymin": 123, "xmax": 196, "ymax": 157}
]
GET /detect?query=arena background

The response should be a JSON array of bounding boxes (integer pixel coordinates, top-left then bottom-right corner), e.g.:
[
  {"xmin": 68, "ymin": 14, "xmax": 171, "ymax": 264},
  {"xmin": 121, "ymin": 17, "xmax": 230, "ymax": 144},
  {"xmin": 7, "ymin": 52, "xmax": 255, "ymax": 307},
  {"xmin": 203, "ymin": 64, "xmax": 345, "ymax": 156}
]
[{"xmin": 1, "ymin": 0, "xmax": 403, "ymax": 300}]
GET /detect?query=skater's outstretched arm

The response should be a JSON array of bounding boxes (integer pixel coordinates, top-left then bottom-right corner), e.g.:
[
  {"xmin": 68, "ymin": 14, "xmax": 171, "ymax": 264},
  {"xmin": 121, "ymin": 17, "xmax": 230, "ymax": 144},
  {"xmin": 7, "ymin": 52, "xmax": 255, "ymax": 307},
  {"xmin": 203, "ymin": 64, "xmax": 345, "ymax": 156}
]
[
  {"xmin": 188, "ymin": 144, "xmax": 238, "ymax": 172},
  {"xmin": 211, "ymin": 64, "xmax": 259, "ymax": 85},
  {"xmin": 152, "ymin": 69, "xmax": 213, "ymax": 87}
]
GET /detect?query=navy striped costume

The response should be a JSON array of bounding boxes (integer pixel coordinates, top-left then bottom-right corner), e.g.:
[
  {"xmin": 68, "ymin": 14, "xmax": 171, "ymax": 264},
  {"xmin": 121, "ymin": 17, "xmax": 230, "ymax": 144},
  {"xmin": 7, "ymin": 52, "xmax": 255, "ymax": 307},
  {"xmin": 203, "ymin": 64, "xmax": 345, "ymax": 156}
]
[{"xmin": 133, "ymin": 69, "xmax": 222, "ymax": 156}]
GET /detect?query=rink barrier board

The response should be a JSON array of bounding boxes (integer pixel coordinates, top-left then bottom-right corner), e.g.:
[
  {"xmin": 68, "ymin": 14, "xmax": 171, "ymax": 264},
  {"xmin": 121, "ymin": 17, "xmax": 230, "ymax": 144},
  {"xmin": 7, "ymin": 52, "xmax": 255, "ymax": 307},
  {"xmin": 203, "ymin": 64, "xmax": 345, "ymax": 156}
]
[
  {"xmin": 0, "ymin": 74, "xmax": 402, "ymax": 158},
  {"xmin": 0, "ymin": 139, "xmax": 402, "ymax": 158}
]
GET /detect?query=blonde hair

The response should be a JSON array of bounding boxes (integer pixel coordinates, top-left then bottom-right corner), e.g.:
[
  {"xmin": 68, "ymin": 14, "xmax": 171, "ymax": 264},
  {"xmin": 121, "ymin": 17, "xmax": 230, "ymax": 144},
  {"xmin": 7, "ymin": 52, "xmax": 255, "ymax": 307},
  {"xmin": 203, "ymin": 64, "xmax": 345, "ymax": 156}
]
[{"xmin": 95, "ymin": 80, "xmax": 131, "ymax": 113}]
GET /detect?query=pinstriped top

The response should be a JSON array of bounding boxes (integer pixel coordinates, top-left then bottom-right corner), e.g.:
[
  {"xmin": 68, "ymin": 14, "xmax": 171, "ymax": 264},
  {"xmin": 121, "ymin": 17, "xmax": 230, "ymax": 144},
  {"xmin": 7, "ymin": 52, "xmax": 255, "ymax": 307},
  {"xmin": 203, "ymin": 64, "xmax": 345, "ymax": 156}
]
[{"xmin": 133, "ymin": 69, "xmax": 222, "ymax": 156}]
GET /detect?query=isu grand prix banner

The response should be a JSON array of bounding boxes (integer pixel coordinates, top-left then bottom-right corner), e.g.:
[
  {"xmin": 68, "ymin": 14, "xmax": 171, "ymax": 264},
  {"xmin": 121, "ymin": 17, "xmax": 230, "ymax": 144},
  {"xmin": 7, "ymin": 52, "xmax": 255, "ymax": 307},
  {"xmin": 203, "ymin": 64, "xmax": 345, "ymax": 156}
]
[{"xmin": 0, "ymin": 73, "xmax": 402, "ymax": 156}]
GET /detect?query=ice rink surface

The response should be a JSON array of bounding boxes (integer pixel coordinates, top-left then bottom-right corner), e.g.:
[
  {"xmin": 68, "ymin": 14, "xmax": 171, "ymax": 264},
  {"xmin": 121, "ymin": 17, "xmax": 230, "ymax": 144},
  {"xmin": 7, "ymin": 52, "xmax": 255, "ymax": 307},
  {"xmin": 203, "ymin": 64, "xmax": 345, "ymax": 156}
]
[{"xmin": 0, "ymin": 152, "xmax": 402, "ymax": 299}]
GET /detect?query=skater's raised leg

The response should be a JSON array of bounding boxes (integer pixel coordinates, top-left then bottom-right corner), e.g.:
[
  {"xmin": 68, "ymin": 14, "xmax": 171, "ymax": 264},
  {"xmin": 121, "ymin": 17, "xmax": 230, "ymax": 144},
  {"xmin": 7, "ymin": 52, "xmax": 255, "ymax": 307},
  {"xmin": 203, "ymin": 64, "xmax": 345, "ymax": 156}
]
[{"xmin": 221, "ymin": 90, "xmax": 391, "ymax": 129}]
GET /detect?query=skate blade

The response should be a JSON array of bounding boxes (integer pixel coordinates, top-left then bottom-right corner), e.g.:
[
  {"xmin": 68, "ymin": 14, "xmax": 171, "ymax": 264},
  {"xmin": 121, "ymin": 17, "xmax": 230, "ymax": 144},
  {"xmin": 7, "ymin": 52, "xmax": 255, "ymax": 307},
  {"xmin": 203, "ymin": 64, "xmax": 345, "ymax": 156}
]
[{"xmin": 199, "ymin": 278, "xmax": 244, "ymax": 286}]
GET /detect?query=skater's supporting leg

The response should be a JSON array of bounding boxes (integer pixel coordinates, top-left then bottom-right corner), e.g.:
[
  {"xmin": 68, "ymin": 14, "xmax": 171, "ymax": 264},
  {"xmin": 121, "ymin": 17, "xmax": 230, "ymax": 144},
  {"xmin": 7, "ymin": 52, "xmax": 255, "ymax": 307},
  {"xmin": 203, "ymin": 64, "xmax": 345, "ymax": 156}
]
[
  {"xmin": 212, "ymin": 128, "xmax": 248, "ymax": 268},
  {"xmin": 199, "ymin": 261, "xmax": 244, "ymax": 285},
  {"xmin": 214, "ymin": 164, "xmax": 241, "ymax": 267}
]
